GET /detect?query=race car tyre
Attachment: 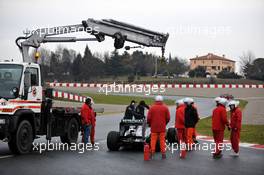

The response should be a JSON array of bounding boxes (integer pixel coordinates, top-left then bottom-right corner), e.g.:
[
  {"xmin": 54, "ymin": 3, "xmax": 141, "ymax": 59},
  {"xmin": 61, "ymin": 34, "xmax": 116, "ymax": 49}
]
[{"xmin": 107, "ymin": 131, "xmax": 120, "ymax": 151}]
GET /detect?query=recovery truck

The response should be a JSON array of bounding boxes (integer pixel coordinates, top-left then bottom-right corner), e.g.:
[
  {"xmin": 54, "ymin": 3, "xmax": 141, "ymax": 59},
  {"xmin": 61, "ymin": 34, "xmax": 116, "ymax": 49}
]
[{"xmin": 0, "ymin": 18, "xmax": 169, "ymax": 154}]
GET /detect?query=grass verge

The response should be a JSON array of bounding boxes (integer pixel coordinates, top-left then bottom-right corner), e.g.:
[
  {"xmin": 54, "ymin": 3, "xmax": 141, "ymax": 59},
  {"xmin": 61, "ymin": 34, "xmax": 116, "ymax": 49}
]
[
  {"xmin": 196, "ymin": 100, "xmax": 264, "ymax": 145},
  {"xmin": 81, "ymin": 93, "xmax": 175, "ymax": 106}
]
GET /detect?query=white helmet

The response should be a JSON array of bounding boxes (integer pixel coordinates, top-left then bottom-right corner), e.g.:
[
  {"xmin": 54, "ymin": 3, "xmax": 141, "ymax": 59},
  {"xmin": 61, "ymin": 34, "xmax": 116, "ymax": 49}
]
[
  {"xmin": 183, "ymin": 97, "xmax": 189, "ymax": 103},
  {"xmin": 176, "ymin": 99, "xmax": 184, "ymax": 105},
  {"xmin": 214, "ymin": 97, "xmax": 222, "ymax": 102},
  {"xmin": 228, "ymin": 100, "xmax": 240, "ymax": 108},
  {"xmin": 218, "ymin": 98, "xmax": 227, "ymax": 106},
  {"xmin": 155, "ymin": 95, "xmax": 163, "ymax": 102},
  {"xmin": 183, "ymin": 97, "xmax": 193, "ymax": 104}
]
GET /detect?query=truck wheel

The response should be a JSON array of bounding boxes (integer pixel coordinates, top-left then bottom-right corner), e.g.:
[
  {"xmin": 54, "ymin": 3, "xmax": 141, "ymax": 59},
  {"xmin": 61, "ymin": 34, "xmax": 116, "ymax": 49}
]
[
  {"xmin": 167, "ymin": 128, "xmax": 177, "ymax": 144},
  {"xmin": 107, "ymin": 131, "xmax": 120, "ymax": 151},
  {"xmin": 61, "ymin": 118, "xmax": 79, "ymax": 144},
  {"xmin": 8, "ymin": 120, "xmax": 33, "ymax": 154}
]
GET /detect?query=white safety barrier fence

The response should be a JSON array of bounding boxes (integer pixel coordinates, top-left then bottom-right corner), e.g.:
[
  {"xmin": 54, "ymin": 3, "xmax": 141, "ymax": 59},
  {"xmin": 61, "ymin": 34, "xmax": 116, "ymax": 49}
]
[
  {"xmin": 52, "ymin": 90, "xmax": 88, "ymax": 103},
  {"xmin": 48, "ymin": 82, "xmax": 264, "ymax": 89}
]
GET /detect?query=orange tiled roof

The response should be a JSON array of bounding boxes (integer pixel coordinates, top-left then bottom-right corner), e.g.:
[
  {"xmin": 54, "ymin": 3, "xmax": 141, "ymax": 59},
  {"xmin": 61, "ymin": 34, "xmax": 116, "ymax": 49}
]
[{"xmin": 190, "ymin": 53, "xmax": 235, "ymax": 62}]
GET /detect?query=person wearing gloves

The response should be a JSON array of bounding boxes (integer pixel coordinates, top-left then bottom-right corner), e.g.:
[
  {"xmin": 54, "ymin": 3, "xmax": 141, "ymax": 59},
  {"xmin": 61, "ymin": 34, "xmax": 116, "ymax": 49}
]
[
  {"xmin": 212, "ymin": 97, "xmax": 229, "ymax": 158},
  {"xmin": 147, "ymin": 95, "xmax": 170, "ymax": 159},
  {"xmin": 175, "ymin": 99, "xmax": 187, "ymax": 158},
  {"xmin": 183, "ymin": 97, "xmax": 199, "ymax": 150},
  {"xmin": 228, "ymin": 100, "xmax": 242, "ymax": 157}
]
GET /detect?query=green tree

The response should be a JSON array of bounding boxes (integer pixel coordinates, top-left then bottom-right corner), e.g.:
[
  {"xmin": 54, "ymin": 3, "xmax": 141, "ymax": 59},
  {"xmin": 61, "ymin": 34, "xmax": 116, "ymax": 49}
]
[
  {"xmin": 189, "ymin": 66, "xmax": 206, "ymax": 78},
  {"xmin": 168, "ymin": 56, "xmax": 189, "ymax": 76},
  {"xmin": 247, "ymin": 58, "xmax": 264, "ymax": 81},
  {"xmin": 217, "ymin": 69, "xmax": 242, "ymax": 79},
  {"xmin": 81, "ymin": 45, "xmax": 93, "ymax": 80},
  {"xmin": 71, "ymin": 53, "xmax": 83, "ymax": 81},
  {"xmin": 61, "ymin": 48, "xmax": 71, "ymax": 75}
]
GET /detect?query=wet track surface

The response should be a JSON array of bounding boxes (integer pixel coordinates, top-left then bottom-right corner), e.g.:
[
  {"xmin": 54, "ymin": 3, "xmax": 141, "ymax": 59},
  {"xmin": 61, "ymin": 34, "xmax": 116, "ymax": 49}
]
[{"xmin": 0, "ymin": 103, "xmax": 264, "ymax": 175}]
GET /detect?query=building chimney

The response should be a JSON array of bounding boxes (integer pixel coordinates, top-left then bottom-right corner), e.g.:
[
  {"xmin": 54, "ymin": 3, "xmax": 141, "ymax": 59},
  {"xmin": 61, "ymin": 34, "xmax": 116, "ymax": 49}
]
[{"xmin": 222, "ymin": 54, "xmax": 225, "ymax": 58}]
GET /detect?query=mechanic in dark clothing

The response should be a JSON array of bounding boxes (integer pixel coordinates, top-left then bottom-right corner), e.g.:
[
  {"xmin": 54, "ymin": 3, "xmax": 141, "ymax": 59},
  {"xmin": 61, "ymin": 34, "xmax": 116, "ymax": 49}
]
[
  {"xmin": 184, "ymin": 98, "xmax": 199, "ymax": 149},
  {"xmin": 124, "ymin": 100, "xmax": 136, "ymax": 119},
  {"xmin": 135, "ymin": 100, "xmax": 149, "ymax": 119}
]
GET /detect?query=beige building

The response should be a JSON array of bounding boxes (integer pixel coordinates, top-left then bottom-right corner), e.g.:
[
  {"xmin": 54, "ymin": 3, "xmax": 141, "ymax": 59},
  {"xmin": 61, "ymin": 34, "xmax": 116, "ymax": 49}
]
[{"xmin": 190, "ymin": 53, "xmax": 235, "ymax": 75}]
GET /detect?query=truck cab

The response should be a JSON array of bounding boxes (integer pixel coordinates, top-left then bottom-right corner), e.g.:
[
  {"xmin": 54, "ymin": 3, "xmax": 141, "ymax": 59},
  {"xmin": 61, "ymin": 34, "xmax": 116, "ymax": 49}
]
[
  {"xmin": 0, "ymin": 61, "xmax": 42, "ymax": 102},
  {"xmin": 0, "ymin": 60, "xmax": 81, "ymax": 154}
]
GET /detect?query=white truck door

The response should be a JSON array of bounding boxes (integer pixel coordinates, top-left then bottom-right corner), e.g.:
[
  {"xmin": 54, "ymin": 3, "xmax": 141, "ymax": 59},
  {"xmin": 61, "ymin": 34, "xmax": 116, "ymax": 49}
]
[{"xmin": 25, "ymin": 67, "xmax": 42, "ymax": 101}]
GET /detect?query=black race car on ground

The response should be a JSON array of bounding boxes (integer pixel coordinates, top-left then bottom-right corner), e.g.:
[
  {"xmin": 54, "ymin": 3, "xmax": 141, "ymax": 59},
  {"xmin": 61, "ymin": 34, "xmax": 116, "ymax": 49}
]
[{"xmin": 107, "ymin": 119, "xmax": 177, "ymax": 151}]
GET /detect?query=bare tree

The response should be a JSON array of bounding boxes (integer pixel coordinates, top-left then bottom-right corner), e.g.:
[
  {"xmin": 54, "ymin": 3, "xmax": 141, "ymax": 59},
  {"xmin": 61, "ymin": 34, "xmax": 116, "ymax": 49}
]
[{"xmin": 239, "ymin": 51, "xmax": 255, "ymax": 77}]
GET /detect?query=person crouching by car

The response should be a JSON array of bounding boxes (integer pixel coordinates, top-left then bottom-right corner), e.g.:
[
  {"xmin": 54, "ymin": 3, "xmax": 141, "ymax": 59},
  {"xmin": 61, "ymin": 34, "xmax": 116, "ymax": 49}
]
[
  {"xmin": 135, "ymin": 100, "xmax": 149, "ymax": 139},
  {"xmin": 135, "ymin": 100, "xmax": 149, "ymax": 120},
  {"xmin": 81, "ymin": 98, "xmax": 92, "ymax": 144},
  {"xmin": 183, "ymin": 98, "xmax": 199, "ymax": 150},
  {"xmin": 212, "ymin": 97, "xmax": 229, "ymax": 159},
  {"xmin": 124, "ymin": 100, "xmax": 136, "ymax": 119},
  {"xmin": 228, "ymin": 100, "xmax": 242, "ymax": 157},
  {"xmin": 147, "ymin": 95, "xmax": 170, "ymax": 159}
]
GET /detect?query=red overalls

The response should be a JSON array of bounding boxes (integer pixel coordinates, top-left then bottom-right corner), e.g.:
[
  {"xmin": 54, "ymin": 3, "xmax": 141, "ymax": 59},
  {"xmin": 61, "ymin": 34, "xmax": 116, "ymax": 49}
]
[
  {"xmin": 230, "ymin": 107, "xmax": 242, "ymax": 153},
  {"xmin": 212, "ymin": 104, "xmax": 229, "ymax": 155}
]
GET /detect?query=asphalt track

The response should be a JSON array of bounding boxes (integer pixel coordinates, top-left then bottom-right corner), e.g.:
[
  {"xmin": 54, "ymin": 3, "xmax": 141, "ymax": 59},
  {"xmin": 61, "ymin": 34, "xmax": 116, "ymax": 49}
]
[
  {"xmin": 54, "ymin": 86, "xmax": 264, "ymax": 124},
  {"xmin": 0, "ymin": 109, "xmax": 264, "ymax": 175}
]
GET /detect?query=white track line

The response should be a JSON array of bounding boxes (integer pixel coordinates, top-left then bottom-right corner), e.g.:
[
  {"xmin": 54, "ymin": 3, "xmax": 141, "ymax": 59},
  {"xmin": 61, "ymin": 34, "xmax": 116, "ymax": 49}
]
[{"xmin": 0, "ymin": 155, "xmax": 14, "ymax": 159}]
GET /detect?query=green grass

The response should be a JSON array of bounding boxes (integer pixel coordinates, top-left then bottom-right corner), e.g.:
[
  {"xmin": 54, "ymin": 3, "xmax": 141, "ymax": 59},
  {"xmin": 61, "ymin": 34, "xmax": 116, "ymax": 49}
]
[
  {"xmin": 81, "ymin": 92, "xmax": 175, "ymax": 106},
  {"xmin": 196, "ymin": 100, "xmax": 264, "ymax": 144}
]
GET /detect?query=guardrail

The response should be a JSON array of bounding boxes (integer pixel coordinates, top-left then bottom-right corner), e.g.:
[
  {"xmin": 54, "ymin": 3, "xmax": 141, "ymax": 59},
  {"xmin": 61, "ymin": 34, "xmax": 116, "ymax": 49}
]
[{"xmin": 48, "ymin": 82, "xmax": 264, "ymax": 89}]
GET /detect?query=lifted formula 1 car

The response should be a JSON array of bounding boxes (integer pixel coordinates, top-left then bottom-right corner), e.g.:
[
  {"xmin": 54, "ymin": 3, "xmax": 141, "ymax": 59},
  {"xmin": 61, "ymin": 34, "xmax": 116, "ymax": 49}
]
[{"xmin": 106, "ymin": 119, "xmax": 178, "ymax": 151}]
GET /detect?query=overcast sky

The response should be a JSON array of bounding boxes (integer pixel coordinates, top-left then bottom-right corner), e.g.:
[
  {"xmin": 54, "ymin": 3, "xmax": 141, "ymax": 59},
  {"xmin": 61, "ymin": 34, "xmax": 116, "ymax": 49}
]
[{"xmin": 0, "ymin": 0, "xmax": 263, "ymax": 71}]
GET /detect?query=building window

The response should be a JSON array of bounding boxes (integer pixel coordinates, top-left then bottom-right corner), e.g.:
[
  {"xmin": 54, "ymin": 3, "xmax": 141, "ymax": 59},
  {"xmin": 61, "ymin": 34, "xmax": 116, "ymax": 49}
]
[
  {"xmin": 211, "ymin": 60, "xmax": 213, "ymax": 64},
  {"xmin": 203, "ymin": 61, "xmax": 205, "ymax": 64},
  {"xmin": 218, "ymin": 66, "xmax": 220, "ymax": 70},
  {"xmin": 194, "ymin": 61, "xmax": 196, "ymax": 64},
  {"xmin": 212, "ymin": 66, "xmax": 216, "ymax": 70}
]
